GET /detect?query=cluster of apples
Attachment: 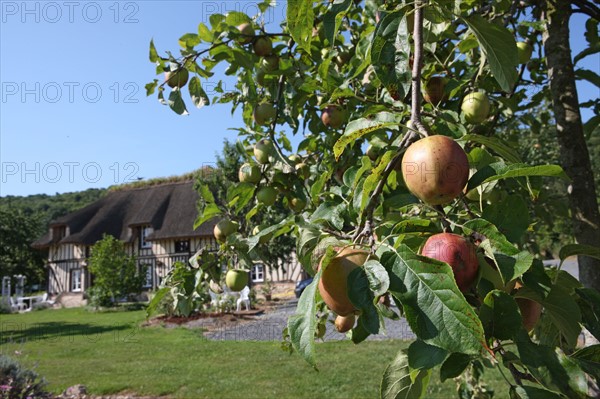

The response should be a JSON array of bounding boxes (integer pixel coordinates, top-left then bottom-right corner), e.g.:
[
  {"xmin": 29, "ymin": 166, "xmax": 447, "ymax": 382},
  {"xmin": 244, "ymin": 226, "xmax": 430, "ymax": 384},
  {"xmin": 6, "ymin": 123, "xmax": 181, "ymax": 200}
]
[{"xmin": 318, "ymin": 39, "xmax": 538, "ymax": 333}]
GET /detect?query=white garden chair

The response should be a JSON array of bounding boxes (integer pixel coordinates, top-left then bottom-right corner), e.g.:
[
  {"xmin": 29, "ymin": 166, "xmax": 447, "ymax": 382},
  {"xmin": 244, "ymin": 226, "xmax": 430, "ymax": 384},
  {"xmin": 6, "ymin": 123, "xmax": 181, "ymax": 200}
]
[
  {"xmin": 9, "ymin": 297, "xmax": 25, "ymax": 312},
  {"xmin": 236, "ymin": 286, "xmax": 251, "ymax": 312}
]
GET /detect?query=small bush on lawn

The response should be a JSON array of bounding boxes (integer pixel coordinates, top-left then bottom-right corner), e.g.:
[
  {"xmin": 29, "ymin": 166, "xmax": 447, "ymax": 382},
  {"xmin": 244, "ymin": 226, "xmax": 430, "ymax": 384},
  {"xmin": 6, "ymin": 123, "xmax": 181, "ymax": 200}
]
[{"xmin": 0, "ymin": 355, "xmax": 51, "ymax": 399}]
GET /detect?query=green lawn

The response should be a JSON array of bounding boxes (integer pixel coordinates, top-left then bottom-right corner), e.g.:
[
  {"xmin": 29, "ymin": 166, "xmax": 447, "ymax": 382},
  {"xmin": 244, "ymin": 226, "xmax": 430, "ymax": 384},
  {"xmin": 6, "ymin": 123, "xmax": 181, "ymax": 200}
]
[{"xmin": 0, "ymin": 308, "xmax": 509, "ymax": 398}]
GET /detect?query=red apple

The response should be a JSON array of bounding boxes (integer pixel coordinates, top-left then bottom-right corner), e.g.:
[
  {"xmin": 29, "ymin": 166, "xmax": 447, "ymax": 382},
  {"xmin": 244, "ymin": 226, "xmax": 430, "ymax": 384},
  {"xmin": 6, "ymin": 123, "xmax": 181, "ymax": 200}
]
[
  {"xmin": 401, "ymin": 135, "xmax": 469, "ymax": 205},
  {"xmin": 321, "ymin": 106, "xmax": 346, "ymax": 129},
  {"xmin": 421, "ymin": 233, "xmax": 479, "ymax": 292},
  {"xmin": 423, "ymin": 76, "xmax": 447, "ymax": 105}
]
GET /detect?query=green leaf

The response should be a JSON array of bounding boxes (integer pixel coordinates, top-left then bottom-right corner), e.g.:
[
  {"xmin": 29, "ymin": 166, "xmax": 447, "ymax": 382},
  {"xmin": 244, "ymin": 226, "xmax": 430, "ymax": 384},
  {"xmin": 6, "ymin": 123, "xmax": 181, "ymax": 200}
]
[
  {"xmin": 334, "ymin": 112, "xmax": 402, "ymax": 160},
  {"xmin": 296, "ymin": 226, "xmax": 322, "ymax": 273},
  {"xmin": 381, "ymin": 244, "xmax": 486, "ymax": 355},
  {"xmin": 193, "ymin": 203, "xmax": 221, "ymax": 230},
  {"xmin": 576, "ymin": 287, "xmax": 600, "ymax": 341},
  {"xmin": 149, "ymin": 39, "xmax": 159, "ymax": 63},
  {"xmin": 380, "ymin": 349, "xmax": 431, "ymax": 399},
  {"xmin": 462, "ymin": 219, "xmax": 533, "ymax": 284},
  {"xmin": 347, "ymin": 268, "xmax": 379, "ymax": 335},
  {"xmin": 541, "ymin": 284, "xmax": 582, "ymax": 349},
  {"xmin": 178, "ymin": 33, "xmax": 200, "ymax": 49},
  {"xmin": 145, "ymin": 287, "xmax": 170, "ymax": 318},
  {"xmin": 510, "ymin": 386, "xmax": 563, "ymax": 399},
  {"xmin": 362, "ymin": 151, "xmax": 394, "ymax": 211},
  {"xmin": 407, "ymin": 340, "xmax": 448, "ymax": 370},
  {"xmin": 575, "ymin": 68, "xmax": 600, "ymax": 88},
  {"xmin": 227, "ymin": 182, "xmax": 256, "ymax": 213},
  {"xmin": 188, "ymin": 76, "xmax": 209, "ymax": 109},
  {"xmin": 247, "ymin": 217, "xmax": 293, "ymax": 253},
  {"xmin": 439, "ymin": 353, "xmax": 471, "ymax": 382},
  {"xmin": 516, "ymin": 331, "xmax": 589, "ymax": 398},
  {"xmin": 197, "ymin": 23, "xmax": 212, "ymax": 42},
  {"xmin": 468, "ymin": 162, "xmax": 568, "ymax": 190},
  {"xmin": 287, "ymin": 0, "xmax": 314, "ymax": 53},
  {"xmin": 310, "ymin": 201, "xmax": 345, "ymax": 231},
  {"xmin": 571, "ymin": 344, "xmax": 600, "ymax": 379},
  {"xmin": 479, "ymin": 290, "xmax": 522, "ymax": 340},
  {"xmin": 322, "ymin": 0, "xmax": 353, "ymax": 46},
  {"xmin": 351, "ymin": 317, "xmax": 372, "ymax": 344},
  {"xmin": 167, "ymin": 89, "xmax": 189, "ymax": 115},
  {"xmin": 287, "ymin": 269, "xmax": 321, "ymax": 370},
  {"xmin": 145, "ymin": 80, "xmax": 158, "ymax": 96},
  {"xmin": 224, "ymin": 11, "xmax": 250, "ymax": 27},
  {"xmin": 463, "ymin": 15, "xmax": 518, "ymax": 92},
  {"xmin": 482, "ymin": 195, "xmax": 529, "ymax": 242},
  {"xmin": 371, "ymin": 10, "xmax": 411, "ymax": 101},
  {"xmin": 460, "ymin": 134, "xmax": 521, "ymax": 163},
  {"xmin": 559, "ymin": 244, "xmax": 600, "ymax": 262},
  {"xmin": 364, "ymin": 260, "xmax": 390, "ymax": 297}
]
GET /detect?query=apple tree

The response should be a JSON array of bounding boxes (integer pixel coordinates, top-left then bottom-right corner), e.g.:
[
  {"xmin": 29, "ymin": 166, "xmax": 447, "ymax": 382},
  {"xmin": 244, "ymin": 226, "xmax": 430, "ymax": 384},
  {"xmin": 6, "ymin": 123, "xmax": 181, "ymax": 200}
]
[{"xmin": 147, "ymin": 0, "xmax": 600, "ymax": 397}]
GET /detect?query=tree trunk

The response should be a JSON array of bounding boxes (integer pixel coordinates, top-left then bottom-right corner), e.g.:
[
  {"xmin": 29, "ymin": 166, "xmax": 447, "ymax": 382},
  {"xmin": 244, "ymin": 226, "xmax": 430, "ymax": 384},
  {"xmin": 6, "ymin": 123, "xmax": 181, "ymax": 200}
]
[{"xmin": 543, "ymin": 1, "xmax": 600, "ymax": 290}]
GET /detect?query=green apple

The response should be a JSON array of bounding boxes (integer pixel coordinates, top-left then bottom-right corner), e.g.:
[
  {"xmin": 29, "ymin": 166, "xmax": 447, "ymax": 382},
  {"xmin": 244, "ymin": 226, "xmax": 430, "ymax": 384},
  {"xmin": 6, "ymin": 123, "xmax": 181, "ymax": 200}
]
[
  {"xmin": 289, "ymin": 197, "xmax": 306, "ymax": 213},
  {"xmin": 253, "ymin": 37, "xmax": 273, "ymax": 57},
  {"xmin": 461, "ymin": 92, "xmax": 490, "ymax": 124},
  {"xmin": 288, "ymin": 154, "xmax": 302, "ymax": 165},
  {"xmin": 236, "ymin": 23, "xmax": 254, "ymax": 45},
  {"xmin": 253, "ymin": 103, "xmax": 276, "ymax": 126},
  {"xmin": 165, "ymin": 68, "xmax": 189, "ymax": 89},
  {"xmin": 261, "ymin": 55, "xmax": 279, "ymax": 71},
  {"xmin": 238, "ymin": 163, "xmax": 261, "ymax": 184},
  {"xmin": 214, "ymin": 218, "xmax": 239, "ymax": 243},
  {"xmin": 257, "ymin": 186, "xmax": 277, "ymax": 206},
  {"xmin": 226, "ymin": 269, "xmax": 248, "ymax": 292},
  {"xmin": 295, "ymin": 162, "xmax": 310, "ymax": 179},
  {"xmin": 254, "ymin": 139, "xmax": 273, "ymax": 164},
  {"xmin": 516, "ymin": 41, "xmax": 532, "ymax": 64}
]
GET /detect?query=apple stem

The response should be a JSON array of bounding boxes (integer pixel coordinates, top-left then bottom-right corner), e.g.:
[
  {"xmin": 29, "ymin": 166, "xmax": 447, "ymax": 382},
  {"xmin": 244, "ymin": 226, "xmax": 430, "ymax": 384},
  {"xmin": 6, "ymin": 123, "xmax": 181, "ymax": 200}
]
[{"xmin": 434, "ymin": 205, "xmax": 452, "ymax": 233}]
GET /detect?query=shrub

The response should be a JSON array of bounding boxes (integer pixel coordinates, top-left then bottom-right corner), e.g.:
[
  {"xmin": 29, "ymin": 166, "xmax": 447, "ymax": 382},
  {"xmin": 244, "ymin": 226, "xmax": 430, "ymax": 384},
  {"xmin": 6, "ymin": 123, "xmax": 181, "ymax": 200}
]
[
  {"xmin": 86, "ymin": 285, "xmax": 114, "ymax": 309},
  {"xmin": 0, "ymin": 355, "xmax": 51, "ymax": 399}
]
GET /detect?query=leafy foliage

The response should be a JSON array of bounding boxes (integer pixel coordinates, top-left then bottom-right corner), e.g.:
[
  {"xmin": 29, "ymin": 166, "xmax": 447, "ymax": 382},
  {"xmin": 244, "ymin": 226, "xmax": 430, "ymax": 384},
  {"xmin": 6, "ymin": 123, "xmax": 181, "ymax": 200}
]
[
  {"xmin": 148, "ymin": 0, "xmax": 600, "ymax": 397},
  {"xmin": 87, "ymin": 235, "xmax": 145, "ymax": 307},
  {"xmin": 0, "ymin": 188, "xmax": 105, "ymax": 286}
]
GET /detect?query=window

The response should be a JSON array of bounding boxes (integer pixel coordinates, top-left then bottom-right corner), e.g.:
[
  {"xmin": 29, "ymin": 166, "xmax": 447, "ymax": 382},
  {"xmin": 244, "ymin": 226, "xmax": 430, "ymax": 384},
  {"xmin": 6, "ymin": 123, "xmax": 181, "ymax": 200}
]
[
  {"xmin": 174, "ymin": 240, "xmax": 190, "ymax": 253},
  {"xmin": 251, "ymin": 264, "xmax": 264, "ymax": 283},
  {"xmin": 71, "ymin": 269, "xmax": 82, "ymax": 292},
  {"xmin": 141, "ymin": 264, "xmax": 153, "ymax": 288},
  {"xmin": 54, "ymin": 226, "xmax": 66, "ymax": 240},
  {"xmin": 139, "ymin": 226, "xmax": 152, "ymax": 249}
]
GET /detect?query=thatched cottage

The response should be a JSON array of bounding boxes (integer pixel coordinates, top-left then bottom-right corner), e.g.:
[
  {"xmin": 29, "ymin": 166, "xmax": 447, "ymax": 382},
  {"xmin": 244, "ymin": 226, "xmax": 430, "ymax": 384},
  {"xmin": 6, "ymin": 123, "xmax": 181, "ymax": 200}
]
[{"xmin": 32, "ymin": 181, "xmax": 303, "ymax": 297}]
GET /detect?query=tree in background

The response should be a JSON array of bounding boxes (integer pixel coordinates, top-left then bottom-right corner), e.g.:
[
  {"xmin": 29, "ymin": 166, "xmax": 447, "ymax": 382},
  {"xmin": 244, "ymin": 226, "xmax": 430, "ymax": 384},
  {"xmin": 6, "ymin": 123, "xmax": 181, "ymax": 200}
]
[
  {"xmin": 195, "ymin": 139, "xmax": 296, "ymax": 273},
  {"xmin": 0, "ymin": 209, "xmax": 46, "ymax": 287},
  {"xmin": 87, "ymin": 235, "xmax": 145, "ymax": 307},
  {"xmin": 148, "ymin": 0, "xmax": 600, "ymax": 396},
  {"xmin": 0, "ymin": 188, "xmax": 106, "ymax": 288}
]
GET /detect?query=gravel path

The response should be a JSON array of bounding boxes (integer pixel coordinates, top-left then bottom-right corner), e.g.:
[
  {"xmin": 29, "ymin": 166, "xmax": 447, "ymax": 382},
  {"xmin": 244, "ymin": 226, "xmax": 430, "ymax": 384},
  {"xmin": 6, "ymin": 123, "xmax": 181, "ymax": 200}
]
[{"xmin": 204, "ymin": 299, "xmax": 416, "ymax": 342}]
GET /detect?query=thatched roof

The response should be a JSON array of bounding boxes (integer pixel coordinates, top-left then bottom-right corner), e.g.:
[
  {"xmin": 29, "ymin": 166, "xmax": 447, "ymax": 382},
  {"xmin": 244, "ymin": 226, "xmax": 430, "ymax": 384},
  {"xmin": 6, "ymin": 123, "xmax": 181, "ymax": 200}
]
[{"xmin": 32, "ymin": 181, "xmax": 215, "ymax": 248}]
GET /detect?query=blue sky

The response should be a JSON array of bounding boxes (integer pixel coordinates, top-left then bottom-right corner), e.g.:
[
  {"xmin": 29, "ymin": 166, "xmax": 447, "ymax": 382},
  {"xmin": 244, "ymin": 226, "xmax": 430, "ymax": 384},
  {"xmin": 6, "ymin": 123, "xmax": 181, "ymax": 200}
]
[{"xmin": 1, "ymin": 1, "xmax": 597, "ymax": 196}]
